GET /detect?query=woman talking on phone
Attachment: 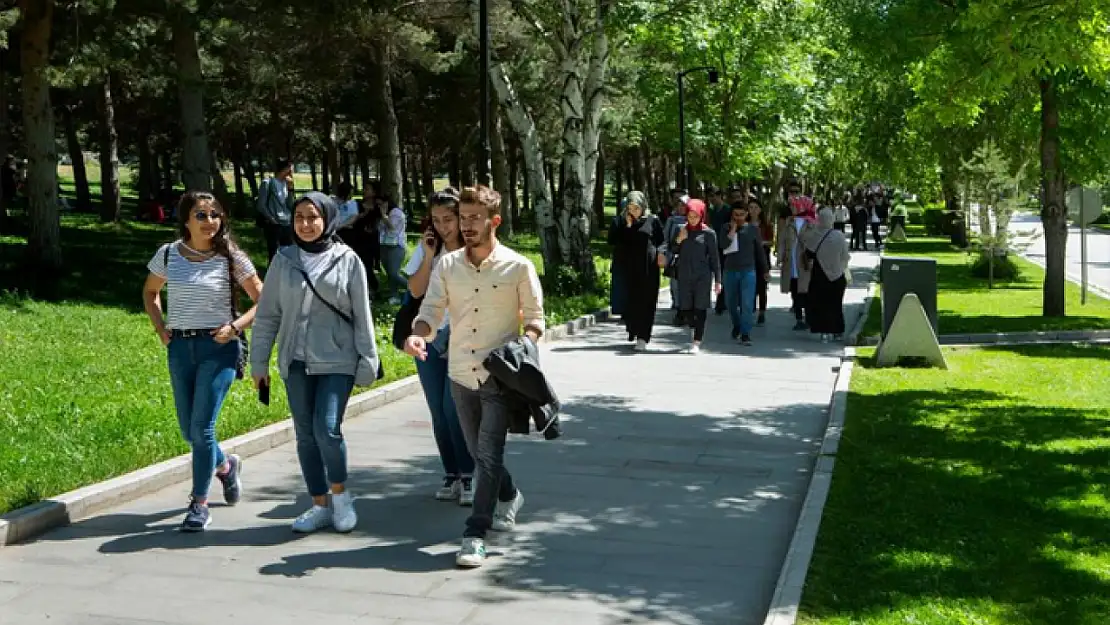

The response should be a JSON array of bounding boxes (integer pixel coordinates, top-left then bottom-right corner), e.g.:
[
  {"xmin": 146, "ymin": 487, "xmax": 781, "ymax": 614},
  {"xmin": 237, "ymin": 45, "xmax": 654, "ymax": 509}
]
[
  {"xmin": 250, "ymin": 192, "xmax": 380, "ymax": 534},
  {"xmin": 403, "ymin": 188, "xmax": 475, "ymax": 505}
]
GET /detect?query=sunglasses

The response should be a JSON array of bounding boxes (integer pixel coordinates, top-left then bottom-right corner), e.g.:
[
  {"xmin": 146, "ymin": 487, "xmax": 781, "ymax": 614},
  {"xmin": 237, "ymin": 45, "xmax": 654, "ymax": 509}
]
[{"xmin": 194, "ymin": 210, "xmax": 223, "ymax": 221}]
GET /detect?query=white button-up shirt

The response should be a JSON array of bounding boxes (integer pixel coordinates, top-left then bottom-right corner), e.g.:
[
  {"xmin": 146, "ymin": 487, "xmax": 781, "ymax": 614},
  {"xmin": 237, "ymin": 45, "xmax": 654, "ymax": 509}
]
[{"xmin": 414, "ymin": 242, "xmax": 545, "ymax": 390}]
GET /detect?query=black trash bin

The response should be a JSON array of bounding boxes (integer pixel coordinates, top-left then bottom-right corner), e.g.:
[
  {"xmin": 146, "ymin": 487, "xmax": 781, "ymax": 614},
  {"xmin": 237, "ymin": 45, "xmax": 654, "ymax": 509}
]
[{"xmin": 880, "ymin": 256, "xmax": 939, "ymax": 339}]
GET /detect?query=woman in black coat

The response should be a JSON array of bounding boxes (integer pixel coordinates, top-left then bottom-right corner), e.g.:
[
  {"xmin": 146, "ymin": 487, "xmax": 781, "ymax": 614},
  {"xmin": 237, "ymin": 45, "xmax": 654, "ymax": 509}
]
[{"xmin": 608, "ymin": 190, "xmax": 665, "ymax": 352}]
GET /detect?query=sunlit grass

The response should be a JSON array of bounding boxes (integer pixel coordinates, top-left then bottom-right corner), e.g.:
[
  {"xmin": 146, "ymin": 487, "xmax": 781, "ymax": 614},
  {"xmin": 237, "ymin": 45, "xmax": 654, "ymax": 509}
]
[{"xmin": 799, "ymin": 344, "xmax": 1110, "ymax": 625}]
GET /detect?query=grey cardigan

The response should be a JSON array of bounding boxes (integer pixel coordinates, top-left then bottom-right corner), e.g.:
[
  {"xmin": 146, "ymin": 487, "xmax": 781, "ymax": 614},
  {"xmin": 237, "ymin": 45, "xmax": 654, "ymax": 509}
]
[{"xmin": 249, "ymin": 244, "xmax": 380, "ymax": 386}]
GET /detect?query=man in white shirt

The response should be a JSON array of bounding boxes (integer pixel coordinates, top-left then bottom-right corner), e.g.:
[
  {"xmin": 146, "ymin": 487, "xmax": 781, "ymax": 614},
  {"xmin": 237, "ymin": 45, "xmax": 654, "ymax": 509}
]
[{"xmin": 405, "ymin": 185, "xmax": 544, "ymax": 569}]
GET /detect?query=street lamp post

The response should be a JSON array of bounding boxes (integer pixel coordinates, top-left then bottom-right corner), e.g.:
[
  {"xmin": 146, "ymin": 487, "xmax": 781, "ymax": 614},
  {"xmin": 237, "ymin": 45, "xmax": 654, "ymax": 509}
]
[
  {"xmin": 676, "ymin": 66, "xmax": 719, "ymax": 192},
  {"xmin": 478, "ymin": 0, "xmax": 491, "ymax": 186}
]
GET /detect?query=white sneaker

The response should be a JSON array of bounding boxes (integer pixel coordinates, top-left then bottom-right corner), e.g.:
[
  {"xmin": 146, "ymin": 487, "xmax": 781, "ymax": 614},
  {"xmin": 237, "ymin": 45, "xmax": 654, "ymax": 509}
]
[
  {"xmin": 292, "ymin": 504, "xmax": 332, "ymax": 533},
  {"xmin": 491, "ymin": 490, "xmax": 524, "ymax": 531},
  {"xmin": 435, "ymin": 477, "xmax": 460, "ymax": 501},
  {"xmin": 633, "ymin": 339, "xmax": 647, "ymax": 352},
  {"xmin": 684, "ymin": 343, "xmax": 700, "ymax": 355},
  {"xmin": 331, "ymin": 491, "xmax": 358, "ymax": 533},
  {"xmin": 456, "ymin": 537, "xmax": 487, "ymax": 568},
  {"xmin": 458, "ymin": 478, "xmax": 474, "ymax": 507}
]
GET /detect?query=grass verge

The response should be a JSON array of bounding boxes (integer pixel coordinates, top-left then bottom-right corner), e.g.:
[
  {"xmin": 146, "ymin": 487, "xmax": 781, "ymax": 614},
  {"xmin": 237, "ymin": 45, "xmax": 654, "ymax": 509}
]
[
  {"xmin": 0, "ymin": 213, "xmax": 610, "ymax": 514},
  {"xmin": 859, "ymin": 237, "xmax": 1110, "ymax": 338},
  {"xmin": 799, "ymin": 344, "xmax": 1110, "ymax": 625}
]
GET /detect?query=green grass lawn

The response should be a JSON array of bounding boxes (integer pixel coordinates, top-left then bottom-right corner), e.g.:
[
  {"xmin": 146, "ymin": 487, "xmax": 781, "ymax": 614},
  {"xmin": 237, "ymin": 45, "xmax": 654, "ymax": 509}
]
[
  {"xmin": 860, "ymin": 238, "xmax": 1110, "ymax": 338},
  {"xmin": 0, "ymin": 208, "xmax": 611, "ymax": 515},
  {"xmin": 799, "ymin": 344, "xmax": 1110, "ymax": 625}
]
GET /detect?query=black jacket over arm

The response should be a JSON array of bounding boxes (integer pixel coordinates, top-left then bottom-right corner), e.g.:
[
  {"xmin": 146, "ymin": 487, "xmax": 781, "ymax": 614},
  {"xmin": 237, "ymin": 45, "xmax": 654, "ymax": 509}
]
[{"xmin": 483, "ymin": 337, "xmax": 562, "ymax": 440}]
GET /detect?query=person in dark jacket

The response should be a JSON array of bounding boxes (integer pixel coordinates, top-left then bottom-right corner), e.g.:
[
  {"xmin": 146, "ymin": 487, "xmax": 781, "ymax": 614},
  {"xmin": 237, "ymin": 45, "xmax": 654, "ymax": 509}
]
[
  {"xmin": 671, "ymin": 199, "xmax": 721, "ymax": 354},
  {"xmin": 608, "ymin": 191, "xmax": 665, "ymax": 351}
]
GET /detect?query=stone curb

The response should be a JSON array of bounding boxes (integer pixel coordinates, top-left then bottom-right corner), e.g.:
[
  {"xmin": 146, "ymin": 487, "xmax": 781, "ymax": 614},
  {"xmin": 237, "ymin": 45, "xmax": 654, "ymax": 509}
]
[
  {"xmin": 858, "ymin": 328, "xmax": 1110, "ymax": 347},
  {"xmin": 762, "ymin": 261, "xmax": 877, "ymax": 625},
  {"xmin": 0, "ymin": 303, "xmax": 614, "ymax": 549},
  {"xmin": 762, "ymin": 354, "xmax": 857, "ymax": 625}
]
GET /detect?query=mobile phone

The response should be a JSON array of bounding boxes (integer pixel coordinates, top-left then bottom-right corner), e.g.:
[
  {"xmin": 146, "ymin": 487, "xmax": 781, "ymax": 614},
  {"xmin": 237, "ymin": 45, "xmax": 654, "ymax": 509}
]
[{"xmin": 258, "ymin": 380, "xmax": 270, "ymax": 406}]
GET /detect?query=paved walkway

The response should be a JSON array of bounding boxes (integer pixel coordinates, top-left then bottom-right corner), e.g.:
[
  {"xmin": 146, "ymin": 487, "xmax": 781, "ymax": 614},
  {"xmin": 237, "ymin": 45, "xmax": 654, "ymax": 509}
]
[{"xmin": 0, "ymin": 252, "xmax": 879, "ymax": 625}]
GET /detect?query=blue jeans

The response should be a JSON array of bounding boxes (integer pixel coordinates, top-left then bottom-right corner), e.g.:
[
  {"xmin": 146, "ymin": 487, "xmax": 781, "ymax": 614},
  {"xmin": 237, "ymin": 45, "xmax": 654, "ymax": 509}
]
[
  {"xmin": 415, "ymin": 328, "xmax": 475, "ymax": 478},
  {"xmin": 167, "ymin": 335, "xmax": 238, "ymax": 499},
  {"xmin": 284, "ymin": 361, "xmax": 355, "ymax": 497},
  {"xmin": 381, "ymin": 245, "xmax": 407, "ymax": 295},
  {"xmin": 724, "ymin": 269, "xmax": 757, "ymax": 335}
]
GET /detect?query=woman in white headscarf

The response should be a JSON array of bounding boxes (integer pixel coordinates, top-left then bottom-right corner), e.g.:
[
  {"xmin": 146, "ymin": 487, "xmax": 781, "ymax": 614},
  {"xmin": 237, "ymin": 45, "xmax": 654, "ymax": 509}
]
[
  {"xmin": 608, "ymin": 190, "xmax": 665, "ymax": 351},
  {"xmin": 801, "ymin": 207, "xmax": 851, "ymax": 342}
]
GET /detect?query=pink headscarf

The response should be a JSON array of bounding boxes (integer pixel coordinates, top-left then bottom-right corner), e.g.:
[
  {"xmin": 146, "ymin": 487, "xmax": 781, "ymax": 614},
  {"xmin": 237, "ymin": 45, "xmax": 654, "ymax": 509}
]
[
  {"xmin": 685, "ymin": 199, "xmax": 708, "ymax": 232},
  {"xmin": 790, "ymin": 195, "xmax": 817, "ymax": 223}
]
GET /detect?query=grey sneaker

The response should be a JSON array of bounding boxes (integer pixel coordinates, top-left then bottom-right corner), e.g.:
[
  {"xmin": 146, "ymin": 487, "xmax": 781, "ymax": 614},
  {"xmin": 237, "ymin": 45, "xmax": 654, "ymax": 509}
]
[
  {"xmin": 458, "ymin": 477, "xmax": 474, "ymax": 507},
  {"xmin": 330, "ymin": 491, "xmax": 358, "ymax": 533},
  {"xmin": 492, "ymin": 490, "xmax": 524, "ymax": 531},
  {"xmin": 180, "ymin": 497, "xmax": 210, "ymax": 533},
  {"xmin": 456, "ymin": 537, "xmax": 487, "ymax": 568},
  {"xmin": 292, "ymin": 505, "xmax": 332, "ymax": 534},
  {"xmin": 435, "ymin": 476, "xmax": 460, "ymax": 501},
  {"xmin": 217, "ymin": 454, "xmax": 243, "ymax": 506}
]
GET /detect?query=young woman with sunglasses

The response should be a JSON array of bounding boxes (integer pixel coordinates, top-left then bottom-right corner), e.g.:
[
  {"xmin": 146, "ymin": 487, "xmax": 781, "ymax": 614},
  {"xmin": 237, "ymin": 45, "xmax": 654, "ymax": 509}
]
[{"xmin": 142, "ymin": 191, "xmax": 264, "ymax": 532}]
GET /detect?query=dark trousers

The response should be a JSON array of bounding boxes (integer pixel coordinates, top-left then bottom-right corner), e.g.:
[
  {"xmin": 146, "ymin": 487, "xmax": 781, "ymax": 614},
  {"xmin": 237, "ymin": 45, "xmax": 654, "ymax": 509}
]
[
  {"xmin": 714, "ymin": 251, "xmax": 728, "ymax": 313},
  {"xmin": 851, "ymin": 223, "xmax": 868, "ymax": 251},
  {"xmin": 451, "ymin": 379, "xmax": 517, "ymax": 539},
  {"xmin": 790, "ymin": 278, "xmax": 807, "ymax": 322},
  {"xmin": 262, "ymin": 221, "xmax": 293, "ymax": 262},
  {"xmin": 681, "ymin": 308, "xmax": 708, "ymax": 341},
  {"xmin": 754, "ymin": 247, "xmax": 771, "ymax": 314},
  {"xmin": 871, "ymin": 222, "xmax": 883, "ymax": 248}
]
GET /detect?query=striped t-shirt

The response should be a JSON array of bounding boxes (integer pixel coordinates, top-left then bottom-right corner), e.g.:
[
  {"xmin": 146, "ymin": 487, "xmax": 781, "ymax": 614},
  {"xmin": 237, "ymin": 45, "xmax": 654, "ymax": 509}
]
[{"xmin": 147, "ymin": 242, "xmax": 257, "ymax": 330}]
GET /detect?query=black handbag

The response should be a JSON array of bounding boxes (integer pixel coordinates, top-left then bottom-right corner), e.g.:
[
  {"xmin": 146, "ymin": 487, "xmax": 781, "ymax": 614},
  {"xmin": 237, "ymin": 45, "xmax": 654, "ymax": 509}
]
[
  {"xmin": 298, "ymin": 265, "xmax": 385, "ymax": 382},
  {"xmin": 392, "ymin": 291, "xmax": 423, "ymax": 351}
]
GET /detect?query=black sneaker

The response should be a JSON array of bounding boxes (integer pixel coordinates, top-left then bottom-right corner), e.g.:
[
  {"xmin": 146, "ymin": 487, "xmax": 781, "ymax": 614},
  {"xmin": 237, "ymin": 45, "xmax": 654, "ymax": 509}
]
[
  {"xmin": 793, "ymin": 321, "xmax": 809, "ymax": 331},
  {"xmin": 731, "ymin": 328, "xmax": 740, "ymax": 340},
  {"xmin": 756, "ymin": 313, "xmax": 766, "ymax": 326},
  {"xmin": 217, "ymin": 454, "xmax": 243, "ymax": 506},
  {"xmin": 741, "ymin": 334, "xmax": 752, "ymax": 346},
  {"xmin": 181, "ymin": 497, "xmax": 210, "ymax": 532}
]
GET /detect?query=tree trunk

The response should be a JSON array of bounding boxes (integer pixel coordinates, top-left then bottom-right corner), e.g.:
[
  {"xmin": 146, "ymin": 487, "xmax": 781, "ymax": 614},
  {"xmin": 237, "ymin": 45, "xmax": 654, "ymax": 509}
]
[
  {"xmin": 357, "ymin": 140, "xmax": 371, "ymax": 189},
  {"xmin": 341, "ymin": 148, "xmax": 352, "ymax": 184},
  {"xmin": 137, "ymin": 121, "xmax": 154, "ymax": 200},
  {"xmin": 171, "ymin": 15, "xmax": 212, "ymax": 192},
  {"xmin": 322, "ymin": 148, "xmax": 332, "ymax": 193},
  {"xmin": 508, "ymin": 141, "xmax": 520, "ymax": 233},
  {"xmin": 19, "ymin": 0, "xmax": 62, "ymax": 280},
  {"xmin": 613, "ymin": 150, "xmax": 623, "ymax": 205},
  {"xmin": 420, "ymin": 140, "xmax": 434, "ymax": 195},
  {"xmin": 449, "ymin": 150, "xmax": 461, "ymax": 189},
  {"xmin": 232, "ymin": 155, "xmax": 246, "ymax": 215},
  {"xmin": 1040, "ymin": 76, "xmax": 1067, "ymax": 317},
  {"xmin": 161, "ymin": 151, "xmax": 173, "ymax": 191},
  {"xmin": 368, "ymin": 39, "xmax": 402, "ymax": 205},
  {"xmin": 467, "ymin": 0, "xmax": 556, "ymax": 271},
  {"xmin": 490, "ymin": 104, "xmax": 511, "ymax": 235},
  {"xmin": 409, "ymin": 152, "xmax": 424, "ymax": 212},
  {"xmin": 323, "ymin": 122, "xmax": 339, "ymax": 193},
  {"xmin": 98, "ymin": 75, "xmax": 120, "ymax": 222},
  {"xmin": 400, "ymin": 143, "xmax": 411, "ymax": 208},
  {"xmin": 62, "ymin": 104, "xmax": 92, "ymax": 212},
  {"xmin": 0, "ymin": 48, "xmax": 9, "ymax": 231},
  {"xmin": 522, "ymin": 148, "xmax": 531, "ymax": 216},
  {"xmin": 309, "ymin": 159, "xmax": 318, "ymax": 191},
  {"xmin": 593, "ymin": 145, "xmax": 606, "ymax": 229}
]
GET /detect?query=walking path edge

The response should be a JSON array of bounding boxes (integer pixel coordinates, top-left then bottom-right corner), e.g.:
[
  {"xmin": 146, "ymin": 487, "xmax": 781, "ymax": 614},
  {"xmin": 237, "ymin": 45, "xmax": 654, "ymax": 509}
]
[{"xmin": 0, "ymin": 302, "xmax": 617, "ymax": 549}]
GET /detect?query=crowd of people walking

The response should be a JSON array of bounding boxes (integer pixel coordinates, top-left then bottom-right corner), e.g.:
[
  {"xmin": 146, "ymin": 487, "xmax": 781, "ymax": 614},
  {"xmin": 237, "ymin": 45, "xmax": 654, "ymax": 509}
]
[{"xmin": 141, "ymin": 165, "xmax": 884, "ymax": 568}]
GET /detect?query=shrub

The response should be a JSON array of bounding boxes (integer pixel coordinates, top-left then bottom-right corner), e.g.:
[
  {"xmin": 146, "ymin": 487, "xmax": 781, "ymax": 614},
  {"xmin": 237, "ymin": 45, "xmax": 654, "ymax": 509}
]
[
  {"xmin": 969, "ymin": 250, "xmax": 1020, "ymax": 281},
  {"xmin": 923, "ymin": 207, "xmax": 946, "ymax": 235}
]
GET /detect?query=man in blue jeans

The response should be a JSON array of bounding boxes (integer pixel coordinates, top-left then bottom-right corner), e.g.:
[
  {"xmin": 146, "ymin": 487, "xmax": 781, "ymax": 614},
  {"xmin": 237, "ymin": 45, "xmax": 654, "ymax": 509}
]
[{"xmin": 718, "ymin": 201, "xmax": 769, "ymax": 345}]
